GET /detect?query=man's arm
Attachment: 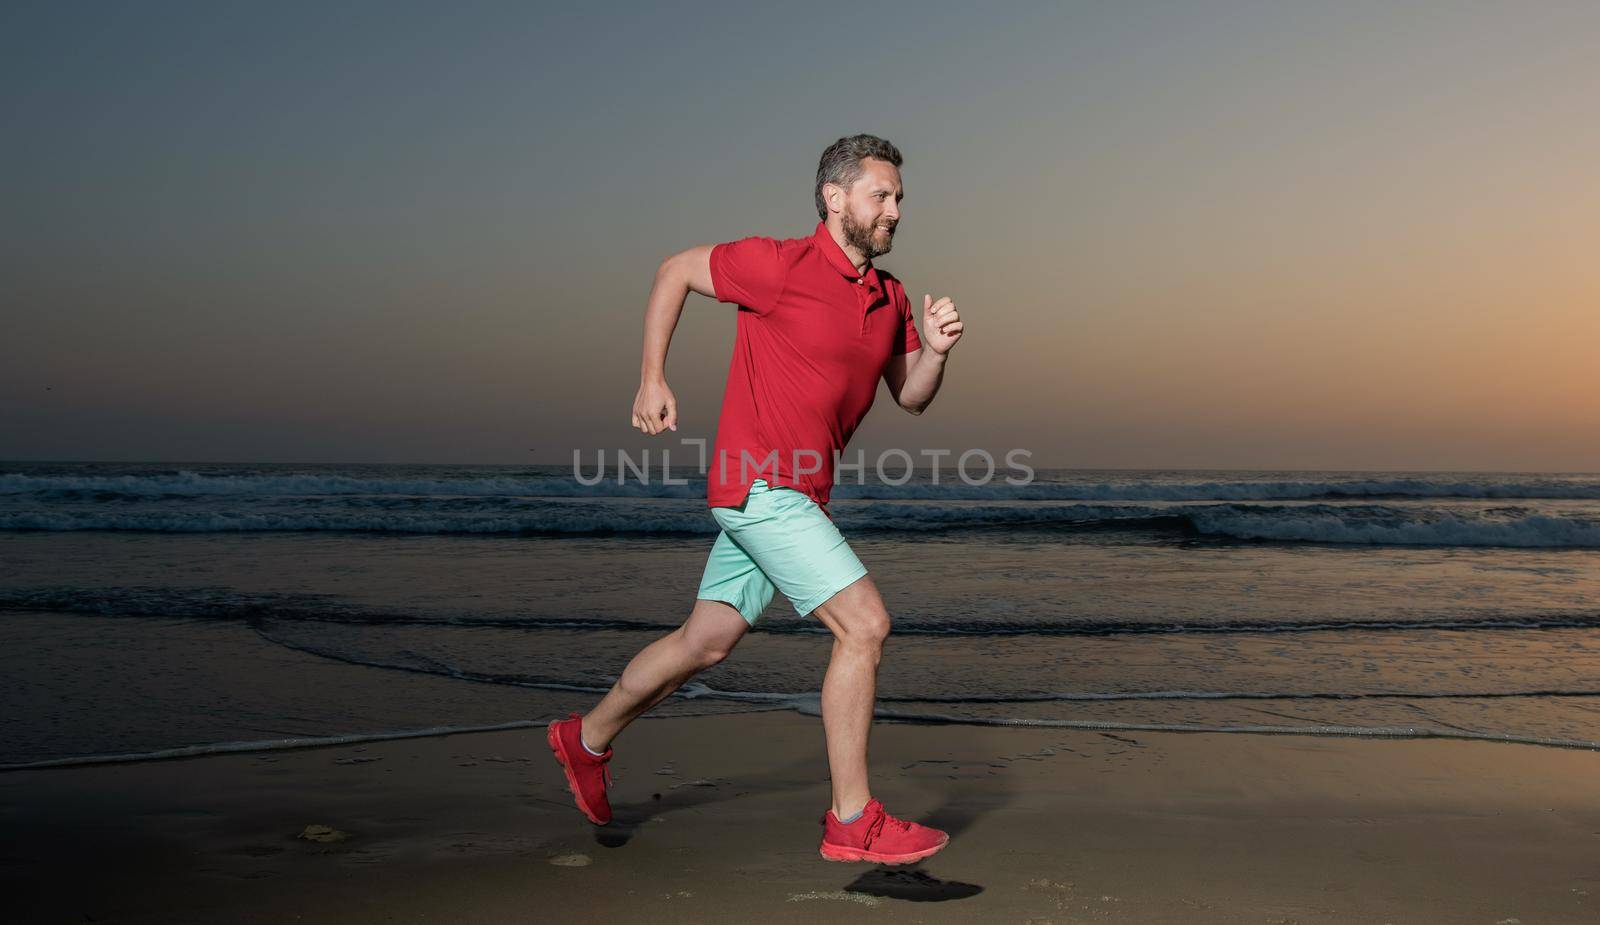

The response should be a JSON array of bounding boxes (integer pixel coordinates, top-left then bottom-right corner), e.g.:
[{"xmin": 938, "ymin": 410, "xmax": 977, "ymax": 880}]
[
  {"xmin": 884, "ymin": 294, "xmax": 963, "ymax": 415},
  {"xmin": 883, "ymin": 348, "xmax": 946, "ymax": 415},
  {"xmin": 665, "ymin": 245, "xmax": 718, "ymax": 300},
  {"xmin": 633, "ymin": 246, "xmax": 716, "ymax": 435}
]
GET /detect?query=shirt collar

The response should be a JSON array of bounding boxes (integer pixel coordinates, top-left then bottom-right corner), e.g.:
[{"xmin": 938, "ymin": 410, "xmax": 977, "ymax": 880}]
[{"xmin": 812, "ymin": 220, "xmax": 881, "ymax": 291}]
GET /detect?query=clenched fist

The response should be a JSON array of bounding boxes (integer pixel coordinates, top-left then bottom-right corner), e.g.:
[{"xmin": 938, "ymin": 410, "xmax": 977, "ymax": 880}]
[
  {"xmin": 922, "ymin": 294, "xmax": 963, "ymax": 355},
  {"xmin": 632, "ymin": 379, "xmax": 677, "ymax": 435}
]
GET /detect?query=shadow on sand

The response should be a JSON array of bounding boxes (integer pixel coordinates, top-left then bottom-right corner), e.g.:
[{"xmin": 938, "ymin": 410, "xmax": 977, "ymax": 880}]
[
  {"xmin": 836, "ymin": 763, "xmax": 1014, "ymax": 902},
  {"xmin": 586, "ymin": 720, "xmax": 1014, "ymax": 903}
]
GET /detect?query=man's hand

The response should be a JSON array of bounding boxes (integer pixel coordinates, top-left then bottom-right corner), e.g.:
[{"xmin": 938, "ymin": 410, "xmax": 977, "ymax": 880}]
[
  {"xmin": 632, "ymin": 379, "xmax": 678, "ymax": 435},
  {"xmin": 922, "ymin": 294, "xmax": 963, "ymax": 355}
]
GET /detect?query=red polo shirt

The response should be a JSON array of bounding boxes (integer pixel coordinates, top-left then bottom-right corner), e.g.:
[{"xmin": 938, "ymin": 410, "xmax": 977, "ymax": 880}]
[{"xmin": 706, "ymin": 220, "xmax": 922, "ymax": 513}]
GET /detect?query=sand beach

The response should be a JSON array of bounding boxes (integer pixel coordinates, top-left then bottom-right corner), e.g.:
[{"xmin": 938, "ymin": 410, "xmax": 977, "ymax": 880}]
[{"xmin": 5, "ymin": 711, "xmax": 1598, "ymax": 924}]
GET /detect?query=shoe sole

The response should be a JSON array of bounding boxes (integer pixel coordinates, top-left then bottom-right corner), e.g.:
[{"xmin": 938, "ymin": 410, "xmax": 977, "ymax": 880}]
[
  {"xmin": 546, "ymin": 721, "xmax": 610, "ymax": 826},
  {"xmin": 818, "ymin": 835, "xmax": 950, "ymax": 865}
]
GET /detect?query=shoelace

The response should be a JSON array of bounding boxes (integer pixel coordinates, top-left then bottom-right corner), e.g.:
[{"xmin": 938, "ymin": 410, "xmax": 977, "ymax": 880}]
[{"xmin": 862, "ymin": 810, "xmax": 913, "ymax": 847}]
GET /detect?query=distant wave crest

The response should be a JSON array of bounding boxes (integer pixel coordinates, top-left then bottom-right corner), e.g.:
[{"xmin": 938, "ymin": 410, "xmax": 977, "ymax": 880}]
[
  {"xmin": 5, "ymin": 469, "xmax": 1600, "ymax": 501},
  {"xmin": 3, "ymin": 500, "xmax": 1599, "ymax": 547},
  {"xmin": 1188, "ymin": 506, "xmax": 1600, "ymax": 548}
]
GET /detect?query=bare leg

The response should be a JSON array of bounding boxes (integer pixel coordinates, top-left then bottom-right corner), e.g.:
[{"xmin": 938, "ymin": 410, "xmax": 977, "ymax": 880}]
[
  {"xmin": 580, "ymin": 599, "xmax": 750, "ymax": 751},
  {"xmin": 807, "ymin": 575, "xmax": 890, "ymax": 820}
]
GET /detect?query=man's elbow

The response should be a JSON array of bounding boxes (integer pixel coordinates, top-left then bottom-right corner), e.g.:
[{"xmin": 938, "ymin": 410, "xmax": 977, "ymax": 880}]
[
  {"xmin": 661, "ymin": 245, "xmax": 716, "ymax": 298},
  {"xmin": 900, "ymin": 399, "xmax": 926, "ymax": 416},
  {"xmin": 656, "ymin": 252, "xmax": 683, "ymax": 284}
]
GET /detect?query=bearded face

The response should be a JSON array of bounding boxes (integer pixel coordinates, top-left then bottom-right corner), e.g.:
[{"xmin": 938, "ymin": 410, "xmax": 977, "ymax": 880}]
[
  {"xmin": 841, "ymin": 206, "xmax": 895, "ymax": 259},
  {"xmin": 832, "ymin": 157, "xmax": 901, "ymax": 260}
]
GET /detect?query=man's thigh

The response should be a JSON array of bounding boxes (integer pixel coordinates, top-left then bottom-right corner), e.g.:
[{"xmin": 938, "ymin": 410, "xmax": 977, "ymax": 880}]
[
  {"xmin": 695, "ymin": 529, "xmax": 777, "ymax": 626},
  {"xmin": 712, "ymin": 482, "xmax": 868, "ymax": 619},
  {"xmin": 808, "ymin": 572, "xmax": 888, "ymax": 641}
]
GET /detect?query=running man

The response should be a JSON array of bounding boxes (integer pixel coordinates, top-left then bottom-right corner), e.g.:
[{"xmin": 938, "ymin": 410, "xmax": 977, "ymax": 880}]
[{"xmin": 547, "ymin": 134, "xmax": 964, "ymax": 865}]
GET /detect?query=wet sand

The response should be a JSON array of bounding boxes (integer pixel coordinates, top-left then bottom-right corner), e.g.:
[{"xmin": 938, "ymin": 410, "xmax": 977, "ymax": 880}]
[{"xmin": 4, "ymin": 711, "xmax": 1598, "ymax": 923}]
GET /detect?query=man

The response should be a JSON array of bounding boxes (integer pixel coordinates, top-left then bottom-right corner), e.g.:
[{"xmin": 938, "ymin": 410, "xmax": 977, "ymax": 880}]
[{"xmin": 547, "ymin": 134, "xmax": 964, "ymax": 865}]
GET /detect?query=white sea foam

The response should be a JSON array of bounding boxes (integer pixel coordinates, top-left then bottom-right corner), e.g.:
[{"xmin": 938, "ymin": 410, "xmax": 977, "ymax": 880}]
[{"xmin": 7, "ymin": 701, "xmax": 1596, "ymax": 772}]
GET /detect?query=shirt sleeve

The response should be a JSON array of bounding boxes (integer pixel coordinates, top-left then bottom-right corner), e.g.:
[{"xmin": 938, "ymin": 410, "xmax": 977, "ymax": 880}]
[
  {"xmin": 892, "ymin": 283, "xmax": 923, "ymax": 356},
  {"xmin": 709, "ymin": 236, "xmax": 787, "ymax": 315}
]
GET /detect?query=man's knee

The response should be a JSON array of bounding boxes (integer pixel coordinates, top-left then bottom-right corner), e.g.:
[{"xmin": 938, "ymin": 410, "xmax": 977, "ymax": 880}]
[
  {"xmin": 844, "ymin": 609, "xmax": 891, "ymax": 650},
  {"xmin": 814, "ymin": 582, "xmax": 892, "ymax": 650},
  {"xmin": 679, "ymin": 623, "xmax": 741, "ymax": 671},
  {"xmin": 690, "ymin": 637, "xmax": 735, "ymax": 670},
  {"xmin": 678, "ymin": 600, "xmax": 752, "ymax": 672}
]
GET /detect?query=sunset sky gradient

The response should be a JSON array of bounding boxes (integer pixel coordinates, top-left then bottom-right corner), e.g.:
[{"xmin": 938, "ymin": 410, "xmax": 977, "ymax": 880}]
[{"xmin": 4, "ymin": 1, "xmax": 1596, "ymax": 470}]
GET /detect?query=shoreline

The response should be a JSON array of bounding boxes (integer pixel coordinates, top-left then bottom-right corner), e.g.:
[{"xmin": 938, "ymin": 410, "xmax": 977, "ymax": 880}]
[
  {"xmin": 4, "ymin": 712, "xmax": 1598, "ymax": 923},
  {"xmin": 8, "ymin": 704, "xmax": 1600, "ymax": 773}
]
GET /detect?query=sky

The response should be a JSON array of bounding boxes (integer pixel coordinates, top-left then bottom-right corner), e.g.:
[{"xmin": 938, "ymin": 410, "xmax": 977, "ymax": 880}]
[{"xmin": 3, "ymin": 0, "xmax": 1597, "ymax": 471}]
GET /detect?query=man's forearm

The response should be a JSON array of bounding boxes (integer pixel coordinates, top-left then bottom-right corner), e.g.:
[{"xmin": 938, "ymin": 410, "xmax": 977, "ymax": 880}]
[
  {"xmin": 640, "ymin": 260, "xmax": 692, "ymax": 381},
  {"xmin": 899, "ymin": 349, "xmax": 948, "ymax": 414}
]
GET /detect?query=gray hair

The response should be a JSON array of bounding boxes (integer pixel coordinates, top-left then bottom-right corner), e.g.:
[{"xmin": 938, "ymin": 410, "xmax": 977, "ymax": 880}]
[{"xmin": 814, "ymin": 134, "xmax": 904, "ymax": 220}]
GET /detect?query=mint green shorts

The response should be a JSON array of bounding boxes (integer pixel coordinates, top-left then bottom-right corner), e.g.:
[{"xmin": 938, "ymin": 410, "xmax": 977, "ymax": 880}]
[{"xmin": 696, "ymin": 479, "xmax": 869, "ymax": 626}]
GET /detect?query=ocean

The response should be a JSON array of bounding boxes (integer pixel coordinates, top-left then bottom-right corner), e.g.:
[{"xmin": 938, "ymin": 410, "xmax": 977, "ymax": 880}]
[{"xmin": 4, "ymin": 461, "xmax": 1600, "ymax": 769}]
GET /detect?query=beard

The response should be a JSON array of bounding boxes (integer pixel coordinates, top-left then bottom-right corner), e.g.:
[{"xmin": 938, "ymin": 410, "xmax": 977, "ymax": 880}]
[{"xmin": 842, "ymin": 210, "xmax": 895, "ymax": 259}]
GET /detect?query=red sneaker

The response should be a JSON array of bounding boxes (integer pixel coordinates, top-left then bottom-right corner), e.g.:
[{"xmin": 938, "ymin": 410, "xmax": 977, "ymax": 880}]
[
  {"xmin": 546, "ymin": 712, "xmax": 614, "ymax": 825},
  {"xmin": 818, "ymin": 798, "xmax": 950, "ymax": 864}
]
